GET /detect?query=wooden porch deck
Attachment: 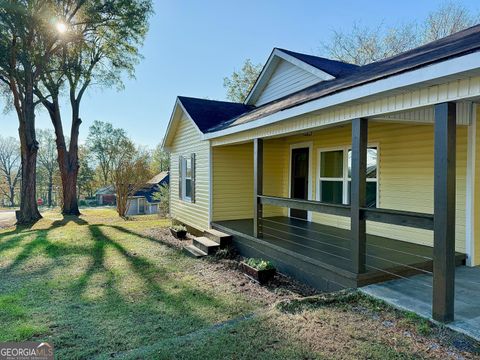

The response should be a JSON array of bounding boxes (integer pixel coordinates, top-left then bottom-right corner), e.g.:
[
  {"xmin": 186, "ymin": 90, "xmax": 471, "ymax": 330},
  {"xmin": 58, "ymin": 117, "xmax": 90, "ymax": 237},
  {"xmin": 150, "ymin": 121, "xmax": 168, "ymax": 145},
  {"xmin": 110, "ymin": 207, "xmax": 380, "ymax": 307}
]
[{"xmin": 213, "ymin": 216, "xmax": 466, "ymax": 291}]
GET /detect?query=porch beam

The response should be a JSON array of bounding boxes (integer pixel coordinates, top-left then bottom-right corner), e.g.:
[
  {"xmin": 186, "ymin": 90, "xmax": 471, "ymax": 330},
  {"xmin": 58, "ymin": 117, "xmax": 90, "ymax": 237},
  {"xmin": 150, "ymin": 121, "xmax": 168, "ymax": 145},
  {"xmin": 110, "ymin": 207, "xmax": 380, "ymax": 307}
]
[
  {"xmin": 351, "ymin": 118, "xmax": 368, "ymax": 274},
  {"xmin": 253, "ymin": 138, "xmax": 263, "ymax": 238},
  {"xmin": 433, "ymin": 102, "xmax": 456, "ymax": 323}
]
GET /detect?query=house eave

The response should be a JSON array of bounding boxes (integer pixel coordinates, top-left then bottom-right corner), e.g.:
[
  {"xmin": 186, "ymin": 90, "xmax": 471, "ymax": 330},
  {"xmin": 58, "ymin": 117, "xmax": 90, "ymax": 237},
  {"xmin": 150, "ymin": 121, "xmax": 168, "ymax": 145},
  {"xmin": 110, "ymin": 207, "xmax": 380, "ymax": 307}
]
[{"xmin": 204, "ymin": 51, "xmax": 480, "ymax": 141}]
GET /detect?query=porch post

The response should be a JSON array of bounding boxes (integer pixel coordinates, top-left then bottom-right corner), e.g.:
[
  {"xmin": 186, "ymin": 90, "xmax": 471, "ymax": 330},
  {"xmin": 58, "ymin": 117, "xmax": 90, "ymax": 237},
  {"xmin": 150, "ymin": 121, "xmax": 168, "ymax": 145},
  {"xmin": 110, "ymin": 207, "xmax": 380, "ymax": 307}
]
[
  {"xmin": 254, "ymin": 138, "xmax": 263, "ymax": 238},
  {"xmin": 433, "ymin": 102, "xmax": 456, "ymax": 323},
  {"xmin": 351, "ymin": 118, "xmax": 368, "ymax": 274}
]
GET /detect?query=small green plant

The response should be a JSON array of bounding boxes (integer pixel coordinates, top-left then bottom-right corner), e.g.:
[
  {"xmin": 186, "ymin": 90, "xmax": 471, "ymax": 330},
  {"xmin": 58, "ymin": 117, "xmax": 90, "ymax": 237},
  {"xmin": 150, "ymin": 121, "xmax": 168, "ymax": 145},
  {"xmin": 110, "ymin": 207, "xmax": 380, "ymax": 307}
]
[
  {"xmin": 245, "ymin": 258, "xmax": 275, "ymax": 271},
  {"xmin": 171, "ymin": 224, "xmax": 187, "ymax": 232}
]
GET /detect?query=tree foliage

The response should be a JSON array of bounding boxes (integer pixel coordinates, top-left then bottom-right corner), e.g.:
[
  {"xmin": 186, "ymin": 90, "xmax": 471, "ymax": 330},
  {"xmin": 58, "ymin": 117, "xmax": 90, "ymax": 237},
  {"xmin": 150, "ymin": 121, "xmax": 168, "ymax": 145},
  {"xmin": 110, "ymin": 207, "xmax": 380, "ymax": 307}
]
[
  {"xmin": 223, "ymin": 59, "xmax": 262, "ymax": 103},
  {"xmin": 77, "ymin": 145, "xmax": 96, "ymax": 198},
  {"xmin": 321, "ymin": 2, "xmax": 479, "ymax": 65},
  {"xmin": 112, "ymin": 141, "xmax": 152, "ymax": 217},
  {"xmin": 87, "ymin": 120, "xmax": 129, "ymax": 186},
  {"xmin": 34, "ymin": 0, "xmax": 153, "ymax": 215},
  {"xmin": 0, "ymin": 135, "xmax": 21, "ymax": 207},
  {"xmin": 36, "ymin": 129, "xmax": 59, "ymax": 207},
  {"xmin": 151, "ymin": 142, "xmax": 170, "ymax": 173}
]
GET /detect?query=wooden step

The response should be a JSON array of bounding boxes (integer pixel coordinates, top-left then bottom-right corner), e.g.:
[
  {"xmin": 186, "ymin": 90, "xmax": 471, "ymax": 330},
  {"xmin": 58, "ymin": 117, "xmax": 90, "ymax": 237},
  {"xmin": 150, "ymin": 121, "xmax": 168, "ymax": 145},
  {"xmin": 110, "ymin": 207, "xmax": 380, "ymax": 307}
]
[
  {"xmin": 183, "ymin": 245, "xmax": 207, "ymax": 258},
  {"xmin": 204, "ymin": 229, "xmax": 232, "ymax": 247},
  {"xmin": 193, "ymin": 236, "xmax": 220, "ymax": 255}
]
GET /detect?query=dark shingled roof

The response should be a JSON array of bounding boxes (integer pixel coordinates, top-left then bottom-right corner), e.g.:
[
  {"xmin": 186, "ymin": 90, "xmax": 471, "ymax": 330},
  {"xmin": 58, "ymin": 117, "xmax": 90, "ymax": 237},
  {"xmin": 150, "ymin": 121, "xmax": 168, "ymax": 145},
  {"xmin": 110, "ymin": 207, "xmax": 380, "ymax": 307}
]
[
  {"xmin": 277, "ymin": 48, "xmax": 359, "ymax": 77},
  {"xmin": 133, "ymin": 172, "xmax": 169, "ymax": 203},
  {"xmin": 178, "ymin": 96, "xmax": 253, "ymax": 133},
  {"xmin": 179, "ymin": 24, "xmax": 480, "ymax": 135},
  {"xmin": 216, "ymin": 24, "xmax": 480, "ymax": 132}
]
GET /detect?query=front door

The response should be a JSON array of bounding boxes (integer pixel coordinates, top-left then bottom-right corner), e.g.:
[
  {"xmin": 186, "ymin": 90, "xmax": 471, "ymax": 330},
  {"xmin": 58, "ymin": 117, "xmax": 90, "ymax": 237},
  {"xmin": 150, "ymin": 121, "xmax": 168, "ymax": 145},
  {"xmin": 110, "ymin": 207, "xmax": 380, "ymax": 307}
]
[{"xmin": 290, "ymin": 147, "xmax": 309, "ymax": 220}]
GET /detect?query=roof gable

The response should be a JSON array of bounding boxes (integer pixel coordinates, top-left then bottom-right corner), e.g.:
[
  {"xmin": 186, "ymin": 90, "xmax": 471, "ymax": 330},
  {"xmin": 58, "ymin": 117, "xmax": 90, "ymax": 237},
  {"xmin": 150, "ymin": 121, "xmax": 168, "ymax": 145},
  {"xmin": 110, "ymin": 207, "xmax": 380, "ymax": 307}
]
[
  {"xmin": 178, "ymin": 97, "xmax": 253, "ymax": 133},
  {"xmin": 245, "ymin": 48, "xmax": 358, "ymax": 106},
  {"xmin": 162, "ymin": 97, "xmax": 253, "ymax": 149}
]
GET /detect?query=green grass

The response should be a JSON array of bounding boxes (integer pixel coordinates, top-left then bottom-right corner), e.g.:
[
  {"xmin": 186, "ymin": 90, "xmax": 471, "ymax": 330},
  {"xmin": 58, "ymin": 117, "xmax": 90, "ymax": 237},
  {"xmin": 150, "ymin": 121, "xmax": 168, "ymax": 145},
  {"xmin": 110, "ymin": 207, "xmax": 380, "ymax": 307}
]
[
  {"xmin": 0, "ymin": 209, "xmax": 258, "ymax": 359},
  {"xmin": 0, "ymin": 209, "xmax": 478, "ymax": 359}
]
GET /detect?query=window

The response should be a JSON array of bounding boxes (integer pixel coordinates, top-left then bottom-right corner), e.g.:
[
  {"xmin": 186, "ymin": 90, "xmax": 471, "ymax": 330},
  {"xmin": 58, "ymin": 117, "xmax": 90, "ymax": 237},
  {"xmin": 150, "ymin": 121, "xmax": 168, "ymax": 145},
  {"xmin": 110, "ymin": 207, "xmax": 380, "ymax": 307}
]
[
  {"xmin": 179, "ymin": 154, "xmax": 195, "ymax": 202},
  {"xmin": 318, "ymin": 147, "xmax": 378, "ymax": 207}
]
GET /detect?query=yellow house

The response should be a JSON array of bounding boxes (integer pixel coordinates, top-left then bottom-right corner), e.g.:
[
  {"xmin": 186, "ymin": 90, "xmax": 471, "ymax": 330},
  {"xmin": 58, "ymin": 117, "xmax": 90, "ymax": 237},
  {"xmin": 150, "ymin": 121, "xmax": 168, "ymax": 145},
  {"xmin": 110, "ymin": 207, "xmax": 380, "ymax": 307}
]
[{"xmin": 163, "ymin": 26, "xmax": 480, "ymax": 324}]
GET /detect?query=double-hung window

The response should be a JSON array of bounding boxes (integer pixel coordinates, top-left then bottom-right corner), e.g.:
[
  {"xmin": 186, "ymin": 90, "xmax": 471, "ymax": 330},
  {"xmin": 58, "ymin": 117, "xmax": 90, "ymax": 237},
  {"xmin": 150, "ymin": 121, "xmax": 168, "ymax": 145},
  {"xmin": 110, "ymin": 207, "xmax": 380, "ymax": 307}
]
[
  {"xmin": 179, "ymin": 154, "xmax": 195, "ymax": 202},
  {"xmin": 318, "ymin": 146, "xmax": 378, "ymax": 208}
]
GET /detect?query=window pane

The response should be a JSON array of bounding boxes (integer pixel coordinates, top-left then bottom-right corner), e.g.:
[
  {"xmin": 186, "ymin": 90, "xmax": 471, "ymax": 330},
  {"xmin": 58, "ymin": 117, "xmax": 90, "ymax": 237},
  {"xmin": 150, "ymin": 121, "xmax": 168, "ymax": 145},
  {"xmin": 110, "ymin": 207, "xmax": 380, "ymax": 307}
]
[
  {"xmin": 348, "ymin": 147, "xmax": 377, "ymax": 178},
  {"xmin": 185, "ymin": 179, "xmax": 192, "ymax": 198},
  {"xmin": 320, "ymin": 150, "xmax": 343, "ymax": 178},
  {"xmin": 320, "ymin": 180, "xmax": 343, "ymax": 204},
  {"xmin": 366, "ymin": 182, "xmax": 377, "ymax": 208},
  {"xmin": 346, "ymin": 181, "xmax": 377, "ymax": 208},
  {"xmin": 186, "ymin": 158, "xmax": 192, "ymax": 178}
]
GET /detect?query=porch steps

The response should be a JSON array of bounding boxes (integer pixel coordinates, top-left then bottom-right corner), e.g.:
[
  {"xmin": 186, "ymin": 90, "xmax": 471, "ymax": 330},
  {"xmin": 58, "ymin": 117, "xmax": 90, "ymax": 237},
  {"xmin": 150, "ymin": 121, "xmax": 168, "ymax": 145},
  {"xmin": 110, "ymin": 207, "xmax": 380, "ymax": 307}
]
[
  {"xmin": 183, "ymin": 244, "xmax": 207, "ymax": 258},
  {"xmin": 193, "ymin": 236, "xmax": 220, "ymax": 255},
  {"xmin": 204, "ymin": 229, "xmax": 232, "ymax": 247}
]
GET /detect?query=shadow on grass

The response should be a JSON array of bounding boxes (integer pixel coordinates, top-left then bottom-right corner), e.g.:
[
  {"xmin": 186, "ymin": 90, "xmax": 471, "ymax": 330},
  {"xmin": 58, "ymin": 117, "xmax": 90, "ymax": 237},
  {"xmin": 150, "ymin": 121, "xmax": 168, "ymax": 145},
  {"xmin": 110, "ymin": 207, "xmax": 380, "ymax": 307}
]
[{"xmin": 1, "ymin": 219, "xmax": 250, "ymax": 358}]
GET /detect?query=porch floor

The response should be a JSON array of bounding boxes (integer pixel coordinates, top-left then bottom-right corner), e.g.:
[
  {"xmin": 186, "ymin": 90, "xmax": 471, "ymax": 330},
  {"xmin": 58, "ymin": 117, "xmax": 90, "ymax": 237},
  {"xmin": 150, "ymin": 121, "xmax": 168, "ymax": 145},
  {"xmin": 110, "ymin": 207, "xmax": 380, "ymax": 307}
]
[
  {"xmin": 213, "ymin": 217, "xmax": 466, "ymax": 287},
  {"xmin": 361, "ymin": 266, "xmax": 480, "ymax": 341}
]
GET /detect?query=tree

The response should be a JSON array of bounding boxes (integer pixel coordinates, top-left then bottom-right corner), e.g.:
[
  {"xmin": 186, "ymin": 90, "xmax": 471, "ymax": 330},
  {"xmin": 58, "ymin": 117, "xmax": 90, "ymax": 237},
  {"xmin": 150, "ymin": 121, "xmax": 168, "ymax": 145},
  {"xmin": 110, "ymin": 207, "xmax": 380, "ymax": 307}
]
[
  {"xmin": 0, "ymin": 136, "xmax": 21, "ymax": 207},
  {"xmin": 151, "ymin": 142, "xmax": 170, "ymax": 173},
  {"xmin": 0, "ymin": 1, "xmax": 80, "ymax": 223},
  {"xmin": 112, "ymin": 140, "xmax": 152, "ymax": 217},
  {"xmin": 77, "ymin": 145, "xmax": 96, "ymax": 199},
  {"xmin": 37, "ymin": 129, "xmax": 58, "ymax": 207},
  {"xmin": 35, "ymin": 0, "xmax": 153, "ymax": 216},
  {"xmin": 321, "ymin": 3, "xmax": 479, "ymax": 65},
  {"xmin": 154, "ymin": 184, "xmax": 169, "ymax": 217},
  {"xmin": 87, "ymin": 120, "xmax": 129, "ymax": 186},
  {"xmin": 223, "ymin": 59, "xmax": 262, "ymax": 102}
]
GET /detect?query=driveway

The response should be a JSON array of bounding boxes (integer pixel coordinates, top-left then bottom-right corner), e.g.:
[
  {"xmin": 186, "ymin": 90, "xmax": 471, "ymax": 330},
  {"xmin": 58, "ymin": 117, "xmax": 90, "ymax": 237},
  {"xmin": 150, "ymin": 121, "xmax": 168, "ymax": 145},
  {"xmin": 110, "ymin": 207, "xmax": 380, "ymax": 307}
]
[{"xmin": 0, "ymin": 209, "xmax": 16, "ymax": 228}]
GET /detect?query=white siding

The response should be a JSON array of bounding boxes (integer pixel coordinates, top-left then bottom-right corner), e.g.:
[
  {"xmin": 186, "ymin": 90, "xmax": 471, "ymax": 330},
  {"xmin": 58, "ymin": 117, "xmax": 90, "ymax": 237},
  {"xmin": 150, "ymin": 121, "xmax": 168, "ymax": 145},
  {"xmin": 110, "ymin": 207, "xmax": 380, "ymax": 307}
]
[
  {"xmin": 126, "ymin": 198, "xmax": 139, "ymax": 216},
  {"xmin": 255, "ymin": 60, "xmax": 320, "ymax": 106},
  {"xmin": 170, "ymin": 114, "xmax": 210, "ymax": 231}
]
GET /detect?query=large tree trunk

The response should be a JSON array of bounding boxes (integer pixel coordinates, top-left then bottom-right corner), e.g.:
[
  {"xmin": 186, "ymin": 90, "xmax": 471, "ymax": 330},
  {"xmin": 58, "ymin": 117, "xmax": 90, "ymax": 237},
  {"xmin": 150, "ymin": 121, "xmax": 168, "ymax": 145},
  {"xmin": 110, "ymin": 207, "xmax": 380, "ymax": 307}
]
[
  {"xmin": 9, "ymin": 186, "xmax": 15, "ymax": 207},
  {"xmin": 46, "ymin": 97, "xmax": 81, "ymax": 216},
  {"xmin": 16, "ymin": 102, "xmax": 41, "ymax": 224}
]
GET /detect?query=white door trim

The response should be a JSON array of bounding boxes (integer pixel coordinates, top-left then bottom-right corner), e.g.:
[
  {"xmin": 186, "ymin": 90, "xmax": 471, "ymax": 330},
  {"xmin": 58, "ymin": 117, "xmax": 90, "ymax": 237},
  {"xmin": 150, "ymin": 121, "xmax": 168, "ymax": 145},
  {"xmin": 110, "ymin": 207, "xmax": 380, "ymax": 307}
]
[{"xmin": 288, "ymin": 142, "xmax": 313, "ymax": 221}]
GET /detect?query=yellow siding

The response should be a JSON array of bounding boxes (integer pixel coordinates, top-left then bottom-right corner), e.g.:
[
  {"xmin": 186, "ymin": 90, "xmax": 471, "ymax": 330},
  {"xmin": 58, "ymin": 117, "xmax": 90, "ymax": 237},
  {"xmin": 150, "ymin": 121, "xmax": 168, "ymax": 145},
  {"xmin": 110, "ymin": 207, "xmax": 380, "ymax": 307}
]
[
  {"xmin": 169, "ymin": 114, "xmax": 210, "ymax": 231},
  {"xmin": 263, "ymin": 139, "xmax": 289, "ymax": 217},
  {"xmin": 475, "ymin": 104, "xmax": 480, "ymax": 265},
  {"xmin": 212, "ymin": 143, "xmax": 253, "ymax": 221},
  {"xmin": 212, "ymin": 122, "xmax": 469, "ymax": 252}
]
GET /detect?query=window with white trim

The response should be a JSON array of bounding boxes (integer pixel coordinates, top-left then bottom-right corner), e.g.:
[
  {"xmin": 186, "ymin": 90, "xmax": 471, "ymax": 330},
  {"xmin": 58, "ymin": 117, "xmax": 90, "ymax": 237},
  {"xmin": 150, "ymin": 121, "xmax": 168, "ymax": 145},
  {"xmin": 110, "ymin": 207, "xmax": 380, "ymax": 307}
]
[
  {"xmin": 179, "ymin": 154, "xmax": 195, "ymax": 202},
  {"xmin": 318, "ymin": 146, "xmax": 378, "ymax": 207}
]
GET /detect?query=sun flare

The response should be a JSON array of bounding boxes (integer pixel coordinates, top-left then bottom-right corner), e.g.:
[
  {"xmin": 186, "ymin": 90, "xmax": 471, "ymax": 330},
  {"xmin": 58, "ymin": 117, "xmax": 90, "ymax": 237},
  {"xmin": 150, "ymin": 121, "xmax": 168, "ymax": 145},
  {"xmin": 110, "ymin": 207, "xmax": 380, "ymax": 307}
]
[{"xmin": 56, "ymin": 21, "xmax": 68, "ymax": 34}]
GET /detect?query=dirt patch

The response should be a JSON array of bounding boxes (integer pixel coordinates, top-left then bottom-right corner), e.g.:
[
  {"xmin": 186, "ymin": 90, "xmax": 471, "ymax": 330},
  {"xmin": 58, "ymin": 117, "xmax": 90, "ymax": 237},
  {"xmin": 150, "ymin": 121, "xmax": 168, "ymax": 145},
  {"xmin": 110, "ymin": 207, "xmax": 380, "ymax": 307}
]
[
  {"xmin": 143, "ymin": 226, "xmax": 480, "ymax": 359},
  {"xmin": 144, "ymin": 227, "xmax": 318, "ymax": 304}
]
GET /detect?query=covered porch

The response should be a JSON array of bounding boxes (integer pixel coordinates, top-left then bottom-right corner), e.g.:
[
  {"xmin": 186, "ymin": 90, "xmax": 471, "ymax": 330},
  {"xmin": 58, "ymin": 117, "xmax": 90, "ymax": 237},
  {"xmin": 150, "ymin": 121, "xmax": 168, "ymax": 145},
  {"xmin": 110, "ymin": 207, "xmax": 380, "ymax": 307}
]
[
  {"xmin": 213, "ymin": 216, "xmax": 466, "ymax": 289},
  {"xmin": 211, "ymin": 102, "xmax": 475, "ymax": 323}
]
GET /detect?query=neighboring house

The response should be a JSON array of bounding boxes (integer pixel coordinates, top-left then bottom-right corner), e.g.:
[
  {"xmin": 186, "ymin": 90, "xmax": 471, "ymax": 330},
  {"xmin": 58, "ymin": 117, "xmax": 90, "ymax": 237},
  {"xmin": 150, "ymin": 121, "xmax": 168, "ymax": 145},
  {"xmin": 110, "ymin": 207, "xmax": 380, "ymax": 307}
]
[
  {"xmin": 126, "ymin": 172, "xmax": 169, "ymax": 216},
  {"xmin": 95, "ymin": 186, "xmax": 116, "ymax": 205},
  {"xmin": 163, "ymin": 26, "xmax": 480, "ymax": 325}
]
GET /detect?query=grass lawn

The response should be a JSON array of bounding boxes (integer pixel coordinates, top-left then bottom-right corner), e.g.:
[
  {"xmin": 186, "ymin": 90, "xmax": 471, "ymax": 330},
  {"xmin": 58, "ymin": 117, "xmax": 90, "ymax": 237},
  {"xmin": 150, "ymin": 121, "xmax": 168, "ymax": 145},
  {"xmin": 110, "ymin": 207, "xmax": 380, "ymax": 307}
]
[{"xmin": 0, "ymin": 209, "xmax": 478, "ymax": 359}]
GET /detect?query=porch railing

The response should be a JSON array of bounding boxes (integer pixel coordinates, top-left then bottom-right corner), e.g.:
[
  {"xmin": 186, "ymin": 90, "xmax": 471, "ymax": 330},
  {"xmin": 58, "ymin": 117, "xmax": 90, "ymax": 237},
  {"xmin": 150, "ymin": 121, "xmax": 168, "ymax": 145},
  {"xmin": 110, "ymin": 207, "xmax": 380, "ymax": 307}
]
[
  {"xmin": 253, "ymin": 102, "xmax": 458, "ymax": 322},
  {"xmin": 258, "ymin": 195, "xmax": 435, "ymax": 231}
]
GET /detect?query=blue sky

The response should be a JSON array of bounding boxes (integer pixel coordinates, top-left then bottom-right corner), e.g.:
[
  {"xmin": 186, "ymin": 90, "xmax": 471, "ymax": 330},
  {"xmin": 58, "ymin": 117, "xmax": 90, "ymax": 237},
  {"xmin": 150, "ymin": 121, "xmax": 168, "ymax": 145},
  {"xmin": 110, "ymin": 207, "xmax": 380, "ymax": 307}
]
[{"xmin": 1, "ymin": 0, "xmax": 479, "ymax": 147}]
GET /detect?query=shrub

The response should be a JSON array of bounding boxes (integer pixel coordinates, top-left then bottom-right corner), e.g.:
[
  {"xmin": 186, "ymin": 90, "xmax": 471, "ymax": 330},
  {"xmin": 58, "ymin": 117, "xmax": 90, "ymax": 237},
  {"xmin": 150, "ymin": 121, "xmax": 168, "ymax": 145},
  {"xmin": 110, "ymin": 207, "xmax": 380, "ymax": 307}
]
[
  {"xmin": 171, "ymin": 224, "xmax": 187, "ymax": 232},
  {"xmin": 245, "ymin": 258, "xmax": 275, "ymax": 271}
]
